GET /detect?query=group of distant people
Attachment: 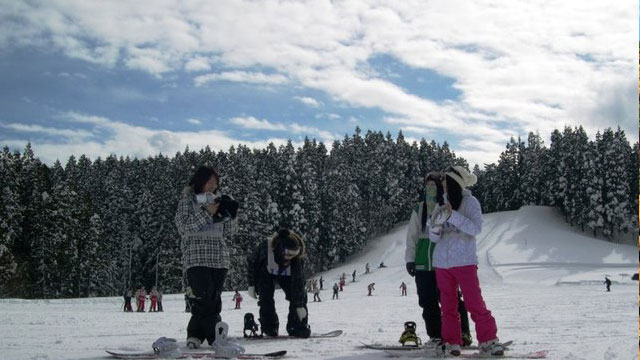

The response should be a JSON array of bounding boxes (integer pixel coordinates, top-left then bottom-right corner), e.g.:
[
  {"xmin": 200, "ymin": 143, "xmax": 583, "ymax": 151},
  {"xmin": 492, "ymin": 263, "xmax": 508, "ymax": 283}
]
[
  {"xmin": 306, "ymin": 261, "xmax": 394, "ymax": 301},
  {"xmin": 173, "ymin": 164, "xmax": 506, "ymax": 356},
  {"xmin": 123, "ymin": 286, "xmax": 163, "ymax": 312}
]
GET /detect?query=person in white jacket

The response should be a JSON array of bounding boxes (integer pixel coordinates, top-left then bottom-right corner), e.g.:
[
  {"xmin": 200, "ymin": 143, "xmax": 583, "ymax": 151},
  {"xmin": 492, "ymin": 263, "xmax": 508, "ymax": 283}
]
[
  {"xmin": 405, "ymin": 172, "xmax": 472, "ymax": 347},
  {"xmin": 429, "ymin": 165, "xmax": 503, "ymax": 357}
]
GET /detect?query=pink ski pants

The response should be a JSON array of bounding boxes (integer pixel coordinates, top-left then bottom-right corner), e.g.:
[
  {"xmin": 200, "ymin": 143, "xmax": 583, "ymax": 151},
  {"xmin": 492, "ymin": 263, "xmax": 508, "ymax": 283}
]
[{"xmin": 435, "ymin": 265, "xmax": 498, "ymax": 345}]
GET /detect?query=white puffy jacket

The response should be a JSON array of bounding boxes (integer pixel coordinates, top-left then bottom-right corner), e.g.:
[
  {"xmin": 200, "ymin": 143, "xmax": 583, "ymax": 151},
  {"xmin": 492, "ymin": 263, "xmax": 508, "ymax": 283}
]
[{"xmin": 428, "ymin": 189, "xmax": 483, "ymax": 269}]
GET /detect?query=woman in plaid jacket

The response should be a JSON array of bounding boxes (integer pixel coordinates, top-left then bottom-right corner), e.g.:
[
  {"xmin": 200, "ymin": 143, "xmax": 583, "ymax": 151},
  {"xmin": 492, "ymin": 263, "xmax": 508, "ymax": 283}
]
[{"xmin": 175, "ymin": 166, "xmax": 238, "ymax": 349}]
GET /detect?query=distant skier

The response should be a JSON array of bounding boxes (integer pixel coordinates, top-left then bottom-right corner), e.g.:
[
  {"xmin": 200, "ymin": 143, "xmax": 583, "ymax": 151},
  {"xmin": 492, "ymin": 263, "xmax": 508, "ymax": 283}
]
[
  {"xmin": 604, "ymin": 277, "xmax": 612, "ymax": 292},
  {"xmin": 332, "ymin": 283, "xmax": 339, "ymax": 300},
  {"xmin": 400, "ymin": 281, "xmax": 407, "ymax": 296},
  {"xmin": 123, "ymin": 289, "xmax": 133, "ymax": 312},
  {"xmin": 406, "ymin": 172, "xmax": 472, "ymax": 348},
  {"xmin": 339, "ymin": 277, "xmax": 345, "ymax": 291},
  {"xmin": 157, "ymin": 289, "xmax": 163, "ymax": 312},
  {"xmin": 149, "ymin": 287, "xmax": 159, "ymax": 312},
  {"xmin": 352, "ymin": 269, "xmax": 357, "ymax": 282},
  {"xmin": 367, "ymin": 282, "xmax": 375, "ymax": 296},
  {"xmin": 246, "ymin": 228, "xmax": 311, "ymax": 338},
  {"xmin": 313, "ymin": 285, "xmax": 321, "ymax": 302},
  {"xmin": 136, "ymin": 287, "xmax": 147, "ymax": 312},
  {"xmin": 379, "ymin": 262, "xmax": 386, "ymax": 268},
  {"xmin": 319, "ymin": 276, "xmax": 324, "ymax": 290},
  {"xmin": 429, "ymin": 166, "xmax": 503, "ymax": 356},
  {"xmin": 365, "ymin": 262, "xmax": 370, "ymax": 274},
  {"xmin": 233, "ymin": 290, "xmax": 243, "ymax": 309}
]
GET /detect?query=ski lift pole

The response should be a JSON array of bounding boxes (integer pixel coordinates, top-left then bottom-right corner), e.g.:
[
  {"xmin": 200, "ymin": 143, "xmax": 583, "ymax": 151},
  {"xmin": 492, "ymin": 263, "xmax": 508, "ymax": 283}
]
[
  {"xmin": 155, "ymin": 252, "xmax": 159, "ymax": 288},
  {"xmin": 127, "ymin": 243, "xmax": 132, "ymax": 291}
]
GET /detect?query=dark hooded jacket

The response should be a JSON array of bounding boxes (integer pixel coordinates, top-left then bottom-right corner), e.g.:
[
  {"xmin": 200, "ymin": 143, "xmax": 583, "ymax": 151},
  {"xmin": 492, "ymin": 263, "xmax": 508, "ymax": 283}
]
[{"xmin": 247, "ymin": 233, "xmax": 307, "ymax": 307}]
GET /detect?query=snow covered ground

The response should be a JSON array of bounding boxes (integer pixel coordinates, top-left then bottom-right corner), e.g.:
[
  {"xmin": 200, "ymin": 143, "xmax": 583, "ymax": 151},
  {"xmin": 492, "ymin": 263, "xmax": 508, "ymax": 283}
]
[{"xmin": 1, "ymin": 206, "xmax": 637, "ymax": 360}]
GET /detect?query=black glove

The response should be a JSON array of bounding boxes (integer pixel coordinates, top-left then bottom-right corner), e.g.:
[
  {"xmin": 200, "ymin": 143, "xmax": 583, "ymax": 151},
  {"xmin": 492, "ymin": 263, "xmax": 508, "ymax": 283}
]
[{"xmin": 406, "ymin": 262, "xmax": 416, "ymax": 277}]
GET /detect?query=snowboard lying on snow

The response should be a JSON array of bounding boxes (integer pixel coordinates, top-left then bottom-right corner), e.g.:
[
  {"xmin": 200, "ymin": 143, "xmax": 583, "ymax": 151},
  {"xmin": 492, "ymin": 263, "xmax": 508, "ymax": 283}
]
[
  {"xmin": 105, "ymin": 349, "xmax": 286, "ymax": 359},
  {"xmin": 383, "ymin": 348, "xmax": 548, "ymax": 359},
  {"xmin": 106, "ymin": 330, "xmax": 342, "ymax": 359},
  {"xmin": 239, "ymin": 329, "xmax": 343, "ymax": 341},
  {"xmin": 360, "ymin": 340, "xmax": 513, "ymax": 351}
]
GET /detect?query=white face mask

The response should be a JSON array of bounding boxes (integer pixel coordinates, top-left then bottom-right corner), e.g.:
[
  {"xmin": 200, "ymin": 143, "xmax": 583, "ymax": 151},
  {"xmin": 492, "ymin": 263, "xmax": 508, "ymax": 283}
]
[
  {"xmin": 282, "ymin": 248, "xmax": 301, "ymax": 259},
  {"xmin": 196, "ymin": 192, "xmax": 220, "ymax": 204}
]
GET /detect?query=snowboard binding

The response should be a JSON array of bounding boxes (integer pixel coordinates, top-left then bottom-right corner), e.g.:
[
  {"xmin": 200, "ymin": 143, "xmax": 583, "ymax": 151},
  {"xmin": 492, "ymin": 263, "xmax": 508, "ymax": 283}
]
[
  {"xmin": 152, "ymin": 337, "xmax": 179, "ymax": 357},
  {"xmin": 398, "ymin": 321, "xmax": 422, "ymax": 347},
  {"xmin": 243, "ymin": 312, "xmax": 262, "ymax": 338},
  {"xmin": 213, "ymin": 322, "xmax": 245, "ymax": 357}
]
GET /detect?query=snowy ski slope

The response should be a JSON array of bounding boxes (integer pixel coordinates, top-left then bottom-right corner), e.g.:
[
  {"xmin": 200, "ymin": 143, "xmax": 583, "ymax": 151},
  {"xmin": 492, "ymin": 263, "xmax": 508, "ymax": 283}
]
[{"xmin": 0, "ymin": 206, "xmax": 637, "ymax": 359}]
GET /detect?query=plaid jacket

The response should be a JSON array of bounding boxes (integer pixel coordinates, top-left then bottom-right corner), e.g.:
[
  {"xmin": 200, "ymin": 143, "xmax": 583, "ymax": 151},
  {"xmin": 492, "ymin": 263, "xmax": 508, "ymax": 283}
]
[{"xmin": 175, "ymin": 186, "xmax": 238, "ymax": 270}]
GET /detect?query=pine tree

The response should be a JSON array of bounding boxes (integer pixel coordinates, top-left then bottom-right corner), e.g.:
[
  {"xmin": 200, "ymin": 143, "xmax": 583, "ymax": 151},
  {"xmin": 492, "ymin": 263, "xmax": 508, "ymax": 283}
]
[
  {"xmin": 628, "ymin": 142, "xmax": 639, "ymax": 231},
  {"xmin": 0, "ymin": 147, "xmax": 23, "ymax": 251},
  {"xmin": 598, "ymin": 128, "xmax": 632, "ymax": 239},
  {"xmin": 295, "ymin": 138, "xmax": 325, "ymax": 273},
  {"xmin": 495, "ymin": 137, "xmax": 524, "ymax": 211},
  {"xmin": 0, "ymin": 244, "xmax": 17, "ymax": 296},
  {"xmin": 570, "ymin": 127, "xmax": 593, "ymax": 232},
  {"xmin": 584, "ymin": 134, "xmax": 604, "ymax": 236},
  {"xmin": 520, "ymin": 132, "xmax": 546, "ymax": 206}
]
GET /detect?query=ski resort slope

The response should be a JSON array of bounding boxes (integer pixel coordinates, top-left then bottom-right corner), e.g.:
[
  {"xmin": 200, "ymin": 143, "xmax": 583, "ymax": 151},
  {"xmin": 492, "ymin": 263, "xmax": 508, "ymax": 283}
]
[{"xmin": 0, "ymin": 206, "xmax": 637, "ymax": 360}]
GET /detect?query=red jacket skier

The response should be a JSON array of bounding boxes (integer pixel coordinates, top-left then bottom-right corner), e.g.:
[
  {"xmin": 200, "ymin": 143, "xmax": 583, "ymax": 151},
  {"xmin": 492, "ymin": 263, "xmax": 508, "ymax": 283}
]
[
  {"xmin": 400, "ymin": 281, "xmax": 407, "ymax": 296},
  {"xmin": 149, "ymin": 287, "xmax": 159, "ymax": 312},
  {"xmin": 136, "ymin": 287, "xmax": 147, "ymax": 312},
  {"xmin": 233, "ymin": 290, "xmax": 243, "ymax": 309}
]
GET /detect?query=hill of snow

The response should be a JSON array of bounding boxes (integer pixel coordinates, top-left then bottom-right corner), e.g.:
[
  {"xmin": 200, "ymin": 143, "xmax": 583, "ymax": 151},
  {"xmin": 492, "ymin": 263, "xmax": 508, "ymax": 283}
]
[{"xmin": 0, "ymin": 206, "xmax": 637, "ymax": 359}]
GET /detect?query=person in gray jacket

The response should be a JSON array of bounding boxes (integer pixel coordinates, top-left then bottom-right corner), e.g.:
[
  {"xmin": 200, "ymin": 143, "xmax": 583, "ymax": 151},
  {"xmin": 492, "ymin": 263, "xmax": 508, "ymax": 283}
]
[
  {"xmin": 429, "ymin": 165, "xmax": 503, "ymax": 357},
  {"xmin": 175, "ymin": 166, "xmax": 238, "ymax": 349}
]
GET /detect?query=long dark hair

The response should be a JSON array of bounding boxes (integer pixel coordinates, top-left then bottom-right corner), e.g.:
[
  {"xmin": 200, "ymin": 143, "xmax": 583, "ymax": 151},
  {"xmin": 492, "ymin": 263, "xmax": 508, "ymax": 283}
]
[
  {"xmin": 445, "ymin": 174, "xmax": 463, "ymax": 210},
  {"xmin": 421, "ymin": 173, "xmax": 444, "ymax": 232},
  {"xmin": 189, "ymin": 166, "xmax": 219, "ymax": 194}
]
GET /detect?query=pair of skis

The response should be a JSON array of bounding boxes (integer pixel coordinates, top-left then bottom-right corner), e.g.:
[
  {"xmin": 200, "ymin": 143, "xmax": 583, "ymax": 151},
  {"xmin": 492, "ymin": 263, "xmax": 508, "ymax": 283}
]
[{"xmin": 105, "ymin": 330, "xmax": 343, "ymax": 359}]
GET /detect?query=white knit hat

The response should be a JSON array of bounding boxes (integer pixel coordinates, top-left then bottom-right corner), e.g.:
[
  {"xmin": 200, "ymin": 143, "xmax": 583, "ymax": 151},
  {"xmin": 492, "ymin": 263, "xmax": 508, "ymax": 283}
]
[{"xmin": 444, "ymin": 165, "xmax": 477, "ymax": 188}]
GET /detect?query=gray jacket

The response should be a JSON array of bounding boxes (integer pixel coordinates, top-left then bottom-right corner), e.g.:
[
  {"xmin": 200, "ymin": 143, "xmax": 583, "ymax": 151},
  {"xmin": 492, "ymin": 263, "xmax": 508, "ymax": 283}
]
[{"xmin": 429, "ymin": 189, "xmax": 482, "ymax": 269}]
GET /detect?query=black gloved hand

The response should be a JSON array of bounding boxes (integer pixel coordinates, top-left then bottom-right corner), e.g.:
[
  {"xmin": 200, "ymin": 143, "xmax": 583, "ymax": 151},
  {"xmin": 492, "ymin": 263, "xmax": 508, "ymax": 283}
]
[{"xmin": 406, "ymin": 262, "xmax": 416, "ymax": 277}]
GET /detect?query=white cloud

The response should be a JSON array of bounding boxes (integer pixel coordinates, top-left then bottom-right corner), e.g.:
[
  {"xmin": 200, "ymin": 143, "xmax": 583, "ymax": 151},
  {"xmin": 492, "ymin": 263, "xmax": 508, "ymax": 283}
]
[
  {"xmin": 194, "ymin": 71, "xmax": 288, "ymax": 86},
  {"xmin": 2, "ymin": 112, "xmax": 296, "ymax": 164},
  {"xmin": 229, "ymin": 116, "xmax": 287, "ymax": 131},
  {"xmin": 0, "ymin": 0, "xmax": 636, "ymax": 165},
  {"xmin": 0, "ymin": 122, "xmax": 93, "ymax": 140},
  {"xmin": 293, "ymin": 96, "xmax": 321, "ymax": 108},
  {"xmin": 184, "ymin": 56, "xmax": 211, "ymax": 72},
  {"xmin": 229, "ymin": 116, "xmax": 337, "ymax": 143},
  {"xmin": 288, "ymin": 123, "xmax": 335, "ymax": 142},
  {"xmin": 186, "ymin": 118, "xmax": 202, "ymax": 125}
]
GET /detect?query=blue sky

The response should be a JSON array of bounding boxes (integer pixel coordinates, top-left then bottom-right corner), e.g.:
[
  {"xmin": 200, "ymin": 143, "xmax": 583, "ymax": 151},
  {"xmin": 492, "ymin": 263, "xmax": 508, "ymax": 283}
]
[{"xmin": 0, "ymin": 1, "xmax": 637, "ymax": 168}]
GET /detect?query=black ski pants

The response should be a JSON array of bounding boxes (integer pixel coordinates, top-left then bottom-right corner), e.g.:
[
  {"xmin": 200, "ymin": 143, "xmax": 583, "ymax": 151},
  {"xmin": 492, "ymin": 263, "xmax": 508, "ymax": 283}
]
[
  {"xmin": 186, "ymin": 267, "xmax": 228, "ymax": 344},
  {"xmin": 415, "ymin": 270, "xmax": 470, "ymax": 339},
  {"xmin": 256, "ymin": 274, "xmax": 308, "ymax": 336}
]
